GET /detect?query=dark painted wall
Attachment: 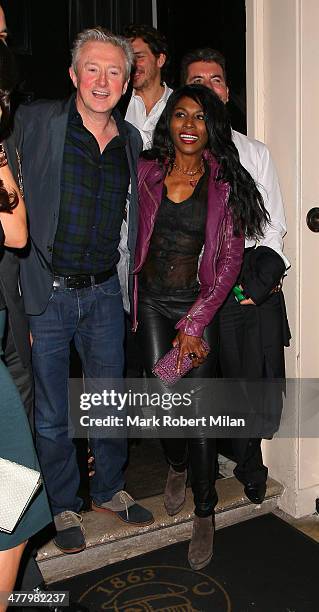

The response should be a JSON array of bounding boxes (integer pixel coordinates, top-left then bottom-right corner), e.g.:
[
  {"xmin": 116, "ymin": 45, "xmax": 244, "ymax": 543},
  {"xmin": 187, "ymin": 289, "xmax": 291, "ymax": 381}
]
[
  {"xmin": 2, "ymin": 0, "xmax": 246, "ymax": 132},
  {"xmin": 158, "ymin": 0, "xmax": 246, "ymax": 132}
]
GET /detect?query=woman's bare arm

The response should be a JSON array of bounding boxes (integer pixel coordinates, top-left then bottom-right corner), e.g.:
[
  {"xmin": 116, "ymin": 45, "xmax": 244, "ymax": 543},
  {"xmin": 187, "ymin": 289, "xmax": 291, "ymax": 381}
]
[{"xmin": 0, "ymin": 163, "xmax": 27, "ymax": 248}]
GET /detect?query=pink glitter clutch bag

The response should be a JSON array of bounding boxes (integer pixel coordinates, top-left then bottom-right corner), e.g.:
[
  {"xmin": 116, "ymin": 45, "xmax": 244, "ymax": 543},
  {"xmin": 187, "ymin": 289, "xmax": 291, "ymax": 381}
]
[{"xmin": 152, "ymin": 341, "xmax": 210, "ymax": 385}]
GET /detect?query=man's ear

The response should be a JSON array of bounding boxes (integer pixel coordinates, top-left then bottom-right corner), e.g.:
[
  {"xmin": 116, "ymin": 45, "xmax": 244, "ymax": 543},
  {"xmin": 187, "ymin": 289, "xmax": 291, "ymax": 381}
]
[
  {"xmin": 122, "ymin": 80, "xmax": 129, "ymax": 96},
  {"xmin": 225, "ymin": 86, "xmax": 229, "ymax": 103},
  {"xmin": 157, "ymin": 53, "xmax": 166, "ymax": 69},
  {"xmin": 69, "ymin": 66, "xmax": 77, "ymax": 89}
]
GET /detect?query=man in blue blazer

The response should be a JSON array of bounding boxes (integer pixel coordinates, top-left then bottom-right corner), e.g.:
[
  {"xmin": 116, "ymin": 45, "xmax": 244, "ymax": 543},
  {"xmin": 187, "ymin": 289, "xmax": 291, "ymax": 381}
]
[{"xmin": 15, "ymin": 27, "xmax": 153, "ymax": 554}]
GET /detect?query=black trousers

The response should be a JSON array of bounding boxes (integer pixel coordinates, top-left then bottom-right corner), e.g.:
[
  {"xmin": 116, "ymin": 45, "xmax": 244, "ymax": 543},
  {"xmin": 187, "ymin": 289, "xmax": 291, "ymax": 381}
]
[
  {"xmin": 137, "ymin": 292, "xmax": 219, "ymax": 517},
  {"xmin": 219, "ymin": 292, "xmax": 268, "ymax": 485}
]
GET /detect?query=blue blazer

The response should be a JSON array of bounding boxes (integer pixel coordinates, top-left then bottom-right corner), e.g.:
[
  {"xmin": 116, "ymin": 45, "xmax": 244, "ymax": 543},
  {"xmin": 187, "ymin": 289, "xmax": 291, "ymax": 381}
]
[{"xmin": 14, "ymin": 95, "xmax": 142, "ymax": 316}]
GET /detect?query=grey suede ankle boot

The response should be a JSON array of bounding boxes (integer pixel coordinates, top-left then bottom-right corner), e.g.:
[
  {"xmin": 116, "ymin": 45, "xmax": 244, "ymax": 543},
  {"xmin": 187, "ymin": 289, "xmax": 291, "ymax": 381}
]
[
  {"xmin": 188, "ymin": 515, "xmax": 215, "ymax": 571},
  {"xmin": 164, "ymin": 466, "xmax": 187, "ymax": 516}
]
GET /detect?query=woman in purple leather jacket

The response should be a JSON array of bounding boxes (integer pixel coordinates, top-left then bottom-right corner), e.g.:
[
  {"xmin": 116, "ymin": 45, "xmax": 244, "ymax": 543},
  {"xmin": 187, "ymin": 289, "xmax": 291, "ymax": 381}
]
[{"xmin": 133, "ymin": 85, "xmax": 268, "ymax": 570}]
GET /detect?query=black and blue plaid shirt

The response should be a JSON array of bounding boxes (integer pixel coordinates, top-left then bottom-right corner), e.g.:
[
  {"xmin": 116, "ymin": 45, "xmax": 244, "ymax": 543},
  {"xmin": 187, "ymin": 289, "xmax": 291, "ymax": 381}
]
[{"xmin": 53, "ymin": 97, "xmax": 130, "ymax": 275}]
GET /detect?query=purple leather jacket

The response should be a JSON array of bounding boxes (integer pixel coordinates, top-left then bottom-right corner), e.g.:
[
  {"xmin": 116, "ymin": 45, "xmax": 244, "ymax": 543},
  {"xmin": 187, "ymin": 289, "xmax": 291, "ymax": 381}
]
[{"xmin": 133, "ymin": 151, "xmax": 244, "ymax": 336}]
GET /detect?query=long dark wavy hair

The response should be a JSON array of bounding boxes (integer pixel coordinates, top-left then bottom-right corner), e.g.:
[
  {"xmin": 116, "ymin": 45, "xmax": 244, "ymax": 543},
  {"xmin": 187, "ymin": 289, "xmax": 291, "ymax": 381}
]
[
  {"xmin": 142, "ymin": 84, "xmax": 269, "ymax": 239},
  {"xmin": 0, "ymin": 40, "xmax": 19, "ymax": 214}
]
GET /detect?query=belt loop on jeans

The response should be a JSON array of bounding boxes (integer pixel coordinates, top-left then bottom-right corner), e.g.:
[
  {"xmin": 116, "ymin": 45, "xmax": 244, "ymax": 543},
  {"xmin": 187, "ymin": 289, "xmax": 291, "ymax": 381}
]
[{"xmin": 53, "ymin": 266, "xmax": 116, "ymax": 289}]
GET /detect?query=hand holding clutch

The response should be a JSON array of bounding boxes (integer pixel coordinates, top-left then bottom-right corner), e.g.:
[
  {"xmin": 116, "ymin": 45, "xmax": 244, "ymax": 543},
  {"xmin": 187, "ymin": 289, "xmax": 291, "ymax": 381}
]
[{"xmin": 152, "ymin": 340, "xmax": 210, "ymax": 385}]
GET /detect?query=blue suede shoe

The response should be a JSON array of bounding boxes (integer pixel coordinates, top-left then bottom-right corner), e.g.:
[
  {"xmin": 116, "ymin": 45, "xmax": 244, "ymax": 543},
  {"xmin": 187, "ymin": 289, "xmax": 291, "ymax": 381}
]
[
  {"xmin": 53, "ymin": 511, "xmax": 86, "ymax": 554},
  {"xmin": 92, "ymin": 490, "xmax": 154, "ymax": 526}
]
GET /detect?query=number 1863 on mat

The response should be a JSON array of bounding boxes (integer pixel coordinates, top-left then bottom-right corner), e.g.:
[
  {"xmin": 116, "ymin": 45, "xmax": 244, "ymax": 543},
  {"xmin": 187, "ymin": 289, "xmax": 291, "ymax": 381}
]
[{"xmin": 0, "ymin": 591, "xmax": 69, "ymax": 606}]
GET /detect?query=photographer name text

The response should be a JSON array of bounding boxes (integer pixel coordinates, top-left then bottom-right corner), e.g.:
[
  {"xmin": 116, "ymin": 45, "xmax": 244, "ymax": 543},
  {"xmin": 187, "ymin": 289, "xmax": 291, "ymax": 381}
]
[{"xmin": 79, "ymin": 414, "xmax": 245, "ymax": 428}]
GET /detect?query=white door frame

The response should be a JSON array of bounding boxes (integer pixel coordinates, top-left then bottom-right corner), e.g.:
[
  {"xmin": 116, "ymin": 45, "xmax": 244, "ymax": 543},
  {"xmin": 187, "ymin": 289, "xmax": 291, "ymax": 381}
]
[{"xmin": 246, "ymin": 0, "xmax": 319, "ymax": 517}]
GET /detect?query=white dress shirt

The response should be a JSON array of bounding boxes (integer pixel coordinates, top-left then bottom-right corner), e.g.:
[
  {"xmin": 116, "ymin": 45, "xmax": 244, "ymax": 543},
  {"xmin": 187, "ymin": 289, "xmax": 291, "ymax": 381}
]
[
  {"xmin": 232, "ymin": 129, "xmax": 290, "ymax": 269},
  {"xmin": 125, "ymin": 83, "xmax": 173, "ymax": 150}
]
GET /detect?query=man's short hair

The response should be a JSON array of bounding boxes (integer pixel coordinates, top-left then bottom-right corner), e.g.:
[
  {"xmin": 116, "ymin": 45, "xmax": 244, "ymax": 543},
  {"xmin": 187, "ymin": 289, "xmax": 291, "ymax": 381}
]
[
  {"xmin": 122, "ymin": 23, "xmax": 170, "ymax": 78},
  {"xmin": 180, "ymin": 47, "xmax": 227, "ymax": 86},
  {"xmin": 71, "ymin": 27, "xmax": 134, "ymax": 81},
  {"xmin": 123, "ymin": 23, "xmax": 169, "ymax": 58}
]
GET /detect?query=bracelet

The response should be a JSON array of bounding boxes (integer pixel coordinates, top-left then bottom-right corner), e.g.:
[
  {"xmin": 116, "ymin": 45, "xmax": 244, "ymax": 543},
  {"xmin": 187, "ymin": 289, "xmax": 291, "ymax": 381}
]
[{"xmin": 0, "ymin": 143, "xmax": 8, "ymax": 168}]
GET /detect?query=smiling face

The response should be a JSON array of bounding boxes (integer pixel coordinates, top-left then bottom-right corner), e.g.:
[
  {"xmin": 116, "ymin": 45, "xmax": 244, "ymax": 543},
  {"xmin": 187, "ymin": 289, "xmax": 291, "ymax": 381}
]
[
  {"xmin": 186, "ymin": 60, "xmax": 229, "ymax": 103},
  {"xmin": 130, "ymin": 37, "xmax": 165, "ymax": 92},
  {"xmin": 69, "ymin": 40, "xmax": 128, "ymax": 120},
  {"xmin": 170, "ymin": 96, "xmax": 208, "ymax": 159}
]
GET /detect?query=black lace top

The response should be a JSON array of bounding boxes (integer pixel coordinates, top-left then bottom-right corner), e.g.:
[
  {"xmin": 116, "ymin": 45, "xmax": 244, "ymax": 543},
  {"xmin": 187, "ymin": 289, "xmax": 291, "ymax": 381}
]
[{"xmin": 140, "ymin": 171, "xmax": 208, "ymax": 299}]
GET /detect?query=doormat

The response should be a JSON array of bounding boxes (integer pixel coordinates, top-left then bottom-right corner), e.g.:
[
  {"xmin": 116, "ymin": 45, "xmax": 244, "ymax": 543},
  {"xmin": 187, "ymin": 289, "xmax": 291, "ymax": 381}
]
[{"xmin": 52, "ymin": 513, "xmax": 318, "ymax": 611}]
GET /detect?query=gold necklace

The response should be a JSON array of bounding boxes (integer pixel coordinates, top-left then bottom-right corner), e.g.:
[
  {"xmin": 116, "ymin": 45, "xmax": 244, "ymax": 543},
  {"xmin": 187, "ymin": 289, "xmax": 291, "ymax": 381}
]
[{"xmin": 172, "ymin": 160, "xmax": 204, "ymax": 187}]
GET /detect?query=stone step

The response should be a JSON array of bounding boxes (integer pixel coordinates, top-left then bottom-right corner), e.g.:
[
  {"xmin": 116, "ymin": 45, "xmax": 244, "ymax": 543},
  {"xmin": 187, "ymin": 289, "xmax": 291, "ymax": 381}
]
[{"xmin": 39, "ymin": 476, "xmax": 283, "ymax": 584}]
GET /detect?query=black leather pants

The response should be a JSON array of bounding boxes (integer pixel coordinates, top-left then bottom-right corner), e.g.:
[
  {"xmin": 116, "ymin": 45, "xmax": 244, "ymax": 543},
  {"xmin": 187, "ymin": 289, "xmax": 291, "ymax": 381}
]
[{"xmin": 137, "ymin": 292, "xmax": 219, "ymax": 517}]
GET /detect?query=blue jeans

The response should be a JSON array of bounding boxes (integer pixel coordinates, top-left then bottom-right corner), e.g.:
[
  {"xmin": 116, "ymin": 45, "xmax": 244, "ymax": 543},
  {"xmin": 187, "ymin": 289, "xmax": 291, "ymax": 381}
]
[{"xmin": 29, "ymin": 273, "xmax": 127, "ymax": 515}]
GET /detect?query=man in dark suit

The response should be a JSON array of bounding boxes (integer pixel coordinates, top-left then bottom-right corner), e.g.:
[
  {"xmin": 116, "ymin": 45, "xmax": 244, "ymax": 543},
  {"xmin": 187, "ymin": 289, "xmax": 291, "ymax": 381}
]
[
  {"xmin": 1, "ymin": 9, "xmax": 87, "ymax": 609},
  {"xmin": 15, "ymin": 27, "xmax": 153, "ymax": 555}
]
